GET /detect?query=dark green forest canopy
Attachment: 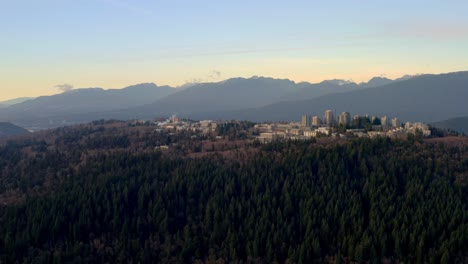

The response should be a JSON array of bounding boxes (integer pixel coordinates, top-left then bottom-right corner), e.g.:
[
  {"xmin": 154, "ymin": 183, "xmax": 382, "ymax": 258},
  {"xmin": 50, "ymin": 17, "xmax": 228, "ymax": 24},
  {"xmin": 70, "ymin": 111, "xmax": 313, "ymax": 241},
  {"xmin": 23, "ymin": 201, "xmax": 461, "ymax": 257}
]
[{"xmin": 0, "ymin": 122, "xmax": 467, "ymax": 263}]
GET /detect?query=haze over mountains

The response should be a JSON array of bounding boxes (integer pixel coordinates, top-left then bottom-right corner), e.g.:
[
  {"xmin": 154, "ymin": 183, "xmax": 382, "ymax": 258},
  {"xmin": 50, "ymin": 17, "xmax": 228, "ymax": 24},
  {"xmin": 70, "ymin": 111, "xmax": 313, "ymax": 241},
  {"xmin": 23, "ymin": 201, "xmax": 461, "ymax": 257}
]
[
  {"xmin": 433, "ymin": 117, "xmax": 468, "ymax": 134},
  {"xmin": 0, "ymin": 97, "xmax": 35, "ymax": 108},
  {"xmin": 0, "ymin": 71, "xmax": 467, "ymax": 131},
  {"xmin": 144, "ymin": 77, "xmax": 298, "ymax": 113},
  {"xmin": 212, "ymin": 71, "xmax": 468, "ymax": 123},
  {"xmin": 0, "ymin": 83, "xmax": 175, "ymax": 129},
  {"xmin": 0, "ymin": 122, "xmax": 30, "ymax": 138},
  {"xmin": 5, "ymin": 83, "xmax": 174, "ymax": 114}
]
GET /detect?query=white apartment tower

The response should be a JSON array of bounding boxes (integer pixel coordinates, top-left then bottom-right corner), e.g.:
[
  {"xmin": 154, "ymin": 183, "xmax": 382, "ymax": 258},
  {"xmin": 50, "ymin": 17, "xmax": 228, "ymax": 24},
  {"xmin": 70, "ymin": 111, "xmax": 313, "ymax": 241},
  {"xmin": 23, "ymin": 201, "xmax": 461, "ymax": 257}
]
[
  {"xmin": 312, "ymin": 116, "xmax": 321, "ymax": 126},
  {"xmin": 301, "ymin": 115, "xmax": 311, "ymax": 127},
  {"xmin": 381, "ymin": 116, "xmax": 388, "ymax": 127},
  {"xmin": 391, "ymin": 118, "xmax": 400, "ymax": 128},
  {"xmin": 324, "ymin": 110, "xmax": 334, "ymax": 125},
  {"xmin": 338, "ymin": 112, "xmax": 351, "ymax": 126}
]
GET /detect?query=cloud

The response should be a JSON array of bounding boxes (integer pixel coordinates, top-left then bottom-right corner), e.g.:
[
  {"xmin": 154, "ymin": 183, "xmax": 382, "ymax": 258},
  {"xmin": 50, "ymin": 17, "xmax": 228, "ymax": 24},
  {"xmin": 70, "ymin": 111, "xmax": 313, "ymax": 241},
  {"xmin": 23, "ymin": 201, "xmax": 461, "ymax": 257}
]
[
  {"xmin": 54, "ymin": 83, "xmax": 74, "ymax": 93},
  {"xmin": 183, "ymin": 70, "xmax": 222, "ymax": 85},
  {"xmin": 208, "ymin": 70, "xmax": 222, "ymax": 79},
  {"xmin": 184, "ymin": 78, "xmax": 203, "ymax": 84}
]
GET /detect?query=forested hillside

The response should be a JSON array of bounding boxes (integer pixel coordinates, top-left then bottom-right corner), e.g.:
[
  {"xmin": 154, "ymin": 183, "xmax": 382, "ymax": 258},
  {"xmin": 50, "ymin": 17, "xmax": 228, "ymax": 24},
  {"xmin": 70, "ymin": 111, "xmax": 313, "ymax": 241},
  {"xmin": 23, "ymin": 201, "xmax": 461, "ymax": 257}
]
[{"xmin": 0, "ymin": 121, "xmax": 467, "ymax": 263}]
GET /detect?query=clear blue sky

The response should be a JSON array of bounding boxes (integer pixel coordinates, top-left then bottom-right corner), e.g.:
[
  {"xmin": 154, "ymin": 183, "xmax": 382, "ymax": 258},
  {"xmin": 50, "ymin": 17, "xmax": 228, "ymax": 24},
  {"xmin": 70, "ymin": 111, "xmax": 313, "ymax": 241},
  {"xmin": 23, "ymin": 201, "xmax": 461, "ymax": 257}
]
[{"xmin": 1, "ymin": 0, "xmax": 468, "ymax": 100}]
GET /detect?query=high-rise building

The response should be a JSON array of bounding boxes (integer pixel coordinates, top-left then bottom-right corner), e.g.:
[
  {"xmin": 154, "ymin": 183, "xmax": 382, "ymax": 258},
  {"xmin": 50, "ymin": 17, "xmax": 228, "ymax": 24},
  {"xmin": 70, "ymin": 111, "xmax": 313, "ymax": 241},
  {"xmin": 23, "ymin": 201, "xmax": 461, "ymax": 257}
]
[
  {"xmin": 324, "ymin": 110, "xmax": 334, "ymax": 125},
  {"xmin": 301, "ymin": 115, "xmax": 311, "ymax": 127},
  {"xmin": 312, "ymin": 116, "xmax": 321, "ymax": 126},
  {"xmin": 391, "ymin": 118, "xmax": 400, "ymax": 128},
  {"xmin": 381, "ymin": 116, "xmax": 388, "ymax": 127},
  {"xmin": 338, "ymin": 112, "xmax": 351, "ymax": 126}
]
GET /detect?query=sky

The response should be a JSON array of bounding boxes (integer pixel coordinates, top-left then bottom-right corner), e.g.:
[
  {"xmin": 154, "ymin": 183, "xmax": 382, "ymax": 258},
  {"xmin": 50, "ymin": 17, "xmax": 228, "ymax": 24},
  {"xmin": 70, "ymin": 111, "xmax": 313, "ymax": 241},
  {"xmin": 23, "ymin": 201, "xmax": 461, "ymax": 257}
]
[{"xmin": 1, "ymin": 0, "xmax": 468, "ymax": 101}]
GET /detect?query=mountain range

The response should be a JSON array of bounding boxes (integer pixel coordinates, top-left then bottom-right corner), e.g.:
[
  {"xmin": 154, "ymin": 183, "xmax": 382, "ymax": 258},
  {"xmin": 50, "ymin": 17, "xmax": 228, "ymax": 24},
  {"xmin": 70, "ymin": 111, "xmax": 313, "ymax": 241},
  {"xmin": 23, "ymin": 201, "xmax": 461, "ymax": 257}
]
[
  {"xmin": 0, "ymin": 83, "xmax": 175, "ymax": 130},
  {"xmin": 0, "ymin": 97, "xmax": 35, "ymax": 108},
  {"xmin": 206, "ymin": 71, "xmax": 468, "ymax": 123},
  {"xmin": 0, "ymin": 122, "xmax": 30, "ymax": 138},
  {"xmin": 432, "ymin": 117, "xmax": 468, "ymax": 134},
  {"xmin": 0, "ymin": 71, "xmax": 467, "ymax": 132}
]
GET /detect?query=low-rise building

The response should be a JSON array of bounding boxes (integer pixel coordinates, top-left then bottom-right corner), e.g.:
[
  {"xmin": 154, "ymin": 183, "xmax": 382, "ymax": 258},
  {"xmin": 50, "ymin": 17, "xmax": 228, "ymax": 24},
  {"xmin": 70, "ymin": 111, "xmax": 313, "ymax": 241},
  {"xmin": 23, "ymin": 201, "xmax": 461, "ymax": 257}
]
[
  {"xmin": 368, "ymin": 131, "xmax": 387, "ymax": 138},
  {"xmin": 303, "ymin": 130, "xmax": 318, "ymax": 137},
  {"xmin": 316, "ymin": 127, "xmax": 331, "ymax": 135},
  {"xmin": 288, "ymin": 129, "xmax": 303, "ymax": 135}
]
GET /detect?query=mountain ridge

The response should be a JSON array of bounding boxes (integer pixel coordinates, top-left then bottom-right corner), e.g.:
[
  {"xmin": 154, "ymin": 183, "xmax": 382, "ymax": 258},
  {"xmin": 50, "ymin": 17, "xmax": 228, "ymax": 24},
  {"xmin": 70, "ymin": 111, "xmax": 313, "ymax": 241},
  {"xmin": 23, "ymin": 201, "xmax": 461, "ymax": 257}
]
[
  {"xmin": 0, "ymin": 122, "xmax": 30, "ymax": 138},
  {"xmin": 0, "ymin": 71, "xmax": 466, "ymax": 129},
  {"xmin": 0, "ymin": 83, "xmax": 177, "ymax": 128},
  {"xmin": 433, "ymin": 116, "xmax": 468, "ymax": 134},
  {"xmin": 187, "ymin": 71, "xmax": 468, "ymax": 123}
]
